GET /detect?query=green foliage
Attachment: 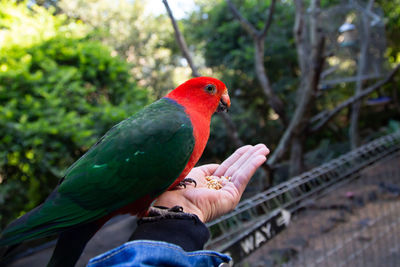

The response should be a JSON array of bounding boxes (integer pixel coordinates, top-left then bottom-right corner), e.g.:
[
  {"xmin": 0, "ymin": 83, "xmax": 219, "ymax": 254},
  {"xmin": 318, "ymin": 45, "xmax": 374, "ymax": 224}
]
[
  {"xmin": 0, "ymin": 0, "xmax": 88, "ymax": 49},
  {"xmin": 0, "ymin": 1, "xmax": 150, "ymax": 228},
  {"xmin": 59, "ymin": 0, "xmax": 179, "ymax": 99},
  {"xmin": 377, "ymin": 0, "xmax": 400, "ymax": 63}
]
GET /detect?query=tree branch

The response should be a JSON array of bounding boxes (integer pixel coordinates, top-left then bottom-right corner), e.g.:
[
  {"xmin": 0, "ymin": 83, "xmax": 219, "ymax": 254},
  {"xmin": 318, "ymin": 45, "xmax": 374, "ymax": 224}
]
[
  {"xmin": 293, "ymin": 0, "xmax": 307, "ymax": 74},
  {"xmin": 226, "ymin": 0, "xmax": 276, "ymax": 40},
  {"xmin": 162, "ymin": 0, "xmax": 200, "ymax": 77},
  {"xmin": 219, "ymin": 112, "xmax": 244, "ymax": 147},
  {"xmin": 227, "ymin": 0, "xmax": 286, "ymax": 125},
  {"xmin": 226, "ymin": 0, "xmax": 258, "ymax": 39},
  {"xmin": 259, "ymin": 0, "xmax": 277, "ymax": 39},
  {"xmin": 310, "ymin": 63, "xmax": 400, "ymax": 133}
]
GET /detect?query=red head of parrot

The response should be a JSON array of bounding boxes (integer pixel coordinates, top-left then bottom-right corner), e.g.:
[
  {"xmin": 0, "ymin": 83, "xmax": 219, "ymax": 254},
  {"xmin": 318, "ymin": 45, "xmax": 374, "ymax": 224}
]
[{"xmin": 166, "ymin": 76, "xmax": 230, "ymax": 117}]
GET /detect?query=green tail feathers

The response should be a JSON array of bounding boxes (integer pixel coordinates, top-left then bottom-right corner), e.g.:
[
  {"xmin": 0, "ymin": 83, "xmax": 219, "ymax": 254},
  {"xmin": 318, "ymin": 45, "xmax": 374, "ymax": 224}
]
[
  {"xmin": 0, "ymin": 204, "xmax": 48, "ymax": 247},
  {"xmin": 0, "ymin": 192, "xmax": 105, "ymax": 247}
]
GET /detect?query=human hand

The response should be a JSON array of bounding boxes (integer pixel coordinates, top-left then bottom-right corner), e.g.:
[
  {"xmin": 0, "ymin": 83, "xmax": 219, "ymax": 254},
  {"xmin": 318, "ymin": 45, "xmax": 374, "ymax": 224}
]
[{"xmin": 154, "ymin": 144, "xmax": 269, "ymax": 222}]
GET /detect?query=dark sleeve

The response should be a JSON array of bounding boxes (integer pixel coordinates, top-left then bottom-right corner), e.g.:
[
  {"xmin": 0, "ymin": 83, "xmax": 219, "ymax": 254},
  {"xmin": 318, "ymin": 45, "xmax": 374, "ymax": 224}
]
[{"xmin": 129, "ymin": 206, "xmax": 210, "ymax": 252}]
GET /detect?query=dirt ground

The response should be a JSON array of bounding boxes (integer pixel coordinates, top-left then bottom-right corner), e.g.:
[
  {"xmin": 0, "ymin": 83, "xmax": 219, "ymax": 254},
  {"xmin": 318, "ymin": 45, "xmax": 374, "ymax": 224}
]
[{"xmin": 239, "ymin": 155, "xmax": 400, "ymax": 267}]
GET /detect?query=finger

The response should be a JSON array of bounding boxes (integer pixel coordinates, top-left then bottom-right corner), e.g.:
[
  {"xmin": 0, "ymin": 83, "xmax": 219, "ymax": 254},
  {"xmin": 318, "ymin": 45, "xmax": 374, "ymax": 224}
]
[
  {"xmin": 196, "ymin": 164, "xmax": 219, "ymax": 176},
  {"xmin": 213, "ymin": 145, "xmax": 253, "ymax": 176},
  {"xmin": 232, "ymin": 144, "xmax": 268, "ymax": 186},
  {"xmin": 232, "ymin": 154, "xmax": 267, "ymax": 195},
  {"xmin": 238, "ymin": 144, "xmax": 269, "ymax": 174},
  {"xmin": 225, "ymin": 144, "xmax": 268, "ymax": 177}
]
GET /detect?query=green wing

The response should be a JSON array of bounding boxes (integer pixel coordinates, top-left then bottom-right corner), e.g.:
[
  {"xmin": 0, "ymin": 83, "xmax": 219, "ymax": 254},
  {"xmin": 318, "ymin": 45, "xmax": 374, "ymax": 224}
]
[
  {"xmin": 0, "ymin": 98, "xmax": 194, "ymax": 246},
  {"xmin": 60, "ymin": 97, "xmax": 194, "ymax": 209}
]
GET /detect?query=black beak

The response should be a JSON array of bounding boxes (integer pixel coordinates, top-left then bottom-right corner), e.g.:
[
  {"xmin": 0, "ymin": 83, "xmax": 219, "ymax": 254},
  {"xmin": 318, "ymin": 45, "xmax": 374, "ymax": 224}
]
[{"xmin": 217, "ymin": 99, "xmax": 229, "ymax": 112}]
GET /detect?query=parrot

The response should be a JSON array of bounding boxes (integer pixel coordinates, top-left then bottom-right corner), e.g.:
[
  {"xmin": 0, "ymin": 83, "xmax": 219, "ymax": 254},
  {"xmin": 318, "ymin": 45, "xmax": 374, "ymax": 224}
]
[{"xmin": 0, "ymin": 77, "xmax": 230, "ymax": 267}]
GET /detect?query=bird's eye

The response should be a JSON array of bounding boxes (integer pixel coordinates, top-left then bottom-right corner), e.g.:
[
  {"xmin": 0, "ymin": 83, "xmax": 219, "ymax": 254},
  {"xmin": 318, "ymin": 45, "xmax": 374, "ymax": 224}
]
[{"xmin": 204, "ymin": 84, "xmax": 216, "ymax": 94}]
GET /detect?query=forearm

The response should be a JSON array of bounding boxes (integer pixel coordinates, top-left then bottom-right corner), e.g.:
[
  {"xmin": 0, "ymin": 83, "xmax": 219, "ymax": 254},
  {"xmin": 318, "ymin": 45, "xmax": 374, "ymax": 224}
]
[{"xmin": 129, "ymin": 206, "xmax": 209, "ymax": 251}]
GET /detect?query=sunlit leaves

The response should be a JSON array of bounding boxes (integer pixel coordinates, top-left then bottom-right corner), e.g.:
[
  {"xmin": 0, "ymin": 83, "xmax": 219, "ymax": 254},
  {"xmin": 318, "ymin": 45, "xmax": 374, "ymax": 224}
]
[{"xmin": 0, "ymin": 1, "xmax": 150, "ymax": 228}]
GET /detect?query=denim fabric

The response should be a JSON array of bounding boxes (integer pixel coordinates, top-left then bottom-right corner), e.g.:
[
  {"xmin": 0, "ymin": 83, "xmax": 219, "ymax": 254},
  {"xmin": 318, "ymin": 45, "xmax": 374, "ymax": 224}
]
[{"xmin": 87, "ymin": 240, "xmax": 232, "ymax": 267}]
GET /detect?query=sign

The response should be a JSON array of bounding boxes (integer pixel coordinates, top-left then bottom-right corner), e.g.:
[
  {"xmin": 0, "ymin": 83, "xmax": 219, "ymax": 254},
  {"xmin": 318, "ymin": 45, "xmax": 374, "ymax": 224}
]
[{"xmin": 222, "ymin": 209, "xmax": 291, "ymax": 263}]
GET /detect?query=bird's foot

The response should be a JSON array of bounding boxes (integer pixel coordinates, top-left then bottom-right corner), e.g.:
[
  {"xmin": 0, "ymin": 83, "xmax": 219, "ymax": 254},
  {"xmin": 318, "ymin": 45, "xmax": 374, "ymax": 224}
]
[{"xmin": 177, "ymin": 178, "xmax": 197, "ymax": 188}]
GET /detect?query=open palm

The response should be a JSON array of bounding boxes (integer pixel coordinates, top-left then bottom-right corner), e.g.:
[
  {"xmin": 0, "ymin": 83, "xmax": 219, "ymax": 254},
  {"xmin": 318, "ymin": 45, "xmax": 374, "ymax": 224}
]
[{"xmin": 154, "ymin": 144, "xmax": 269, "ymax": 222}]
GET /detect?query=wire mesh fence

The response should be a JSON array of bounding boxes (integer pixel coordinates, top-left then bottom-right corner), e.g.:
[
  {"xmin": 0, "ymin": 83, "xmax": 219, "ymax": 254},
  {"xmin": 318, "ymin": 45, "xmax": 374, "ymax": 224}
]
[
  {"xmin": 206, "ymin": 131, "xmax": 400, "ymax": 266},
  {"xmin": 318, "ymin": 0, "xmax": 388, "ymax": 88},
  {"xmin": 245, "ymin": 150, "xmax": 400, "ymax": 267}
]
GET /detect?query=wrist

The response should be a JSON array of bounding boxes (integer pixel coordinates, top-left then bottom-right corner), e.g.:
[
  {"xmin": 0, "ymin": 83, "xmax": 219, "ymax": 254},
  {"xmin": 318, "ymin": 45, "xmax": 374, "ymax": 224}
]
[
  {"xmin": 178, "ymin": 204, "xmax": 205, "ymax": 222},
  {"xmin": 153, "ymin": 199, "xmax": 206, "ymax": 222}
]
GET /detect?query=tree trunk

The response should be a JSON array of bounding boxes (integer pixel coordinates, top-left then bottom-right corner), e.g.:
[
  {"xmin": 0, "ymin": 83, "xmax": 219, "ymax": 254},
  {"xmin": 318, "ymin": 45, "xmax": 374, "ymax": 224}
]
[
  {"xmin": 254, "ymin": 38, "xmax": 287, "ymax": 125},
  {"xmin": 350, "ymin": 0, "xmax": 374, "ymax": 149},
  {"xmin": 289, "ymin": 135, "xmax": 305, "ymax": 177}
]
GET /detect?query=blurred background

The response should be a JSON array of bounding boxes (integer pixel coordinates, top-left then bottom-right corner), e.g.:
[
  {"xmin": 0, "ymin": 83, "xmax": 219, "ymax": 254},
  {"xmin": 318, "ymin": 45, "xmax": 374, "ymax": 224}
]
[{"xmin": 1, "ymin": 0, "xmax": 400, "ymax": 265}]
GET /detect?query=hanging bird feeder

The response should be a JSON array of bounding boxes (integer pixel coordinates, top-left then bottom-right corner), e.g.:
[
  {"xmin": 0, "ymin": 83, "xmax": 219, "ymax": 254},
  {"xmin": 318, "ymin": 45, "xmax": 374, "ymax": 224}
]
[{"xmin": 338, "ymin": 22, "xmax": 357, "ymax": 48}]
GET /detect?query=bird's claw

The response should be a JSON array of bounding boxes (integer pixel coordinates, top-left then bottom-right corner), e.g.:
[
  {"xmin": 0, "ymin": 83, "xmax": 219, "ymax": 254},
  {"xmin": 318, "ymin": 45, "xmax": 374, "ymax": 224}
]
[{"xmin": 177, "ymin": 178, "xmax": 197, "ymax": 188}]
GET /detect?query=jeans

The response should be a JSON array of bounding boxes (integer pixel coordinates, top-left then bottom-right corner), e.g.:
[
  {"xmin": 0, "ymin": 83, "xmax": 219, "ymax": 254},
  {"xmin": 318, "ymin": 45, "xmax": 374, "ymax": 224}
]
[{"xmin": 88, "ymin": 240, "xmax": 232, "ymax": 267}]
